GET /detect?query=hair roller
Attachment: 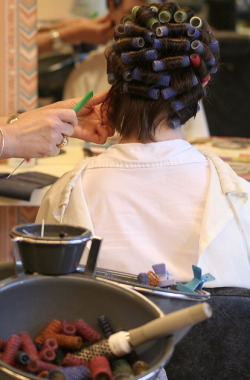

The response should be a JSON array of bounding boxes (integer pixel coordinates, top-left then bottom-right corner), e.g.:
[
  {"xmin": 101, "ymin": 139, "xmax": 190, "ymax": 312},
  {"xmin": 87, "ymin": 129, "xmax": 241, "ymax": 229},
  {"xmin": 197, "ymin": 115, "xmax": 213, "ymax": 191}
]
[
  {"xmin": 114, "ymin": 24, "xmax": 125, "ymax": 38},
  {"xmin": 191, "ymin": 40, "xmax": 215, "ymax": 65},
  {"xmin": 132, "ymin": 6, "xmax": 140, "ymax": 19},
  {"xmin": 161, "ymin": 87, "xmax": 177, "ymax": 100},
  {"xmin": 156, "ymin": 25, "xmax": 168, "ymax": 37},
  {"xmin": 134, "ymin": 6, "xmax": 160, "ymax": 31},
  {"xmin": 123, "ymin": 82, "xmax": 160, "ymax": 100},
  {"xmin": 160, "ymin": 2, "xmax": 179, "ymax": 15},
  {"xmin": 121, "ymin": 49, "xmax": 158, "ymax": 64},
  {"xmin": 187, "ymin": 27, "xmax": 200, "ymax": 40},
  {"xmin": 166, "ymin": 23, "xmax": 190, "ymax": 37},
  {"xmin": 168, "ymin": 118, "xmax": 181, "ymax": 128},
  {"xmin": 209, "ymin": 38, "xmax": 219, "ymax": 54},
  {"xmin": 153, "ymin": 56, "xmax": 190, "ymax": 72},
  {"xmin": 190, "ymin": 53, "xmax": 201, "ymax": 67},
  {"xmin": 158, "ymin": 9, "xmax": 172, "ymax": 23},
  {"xmin": 155, "ymin": 38, "xmax": 190, "ymax": 54},
  {"xmin": 190, "ymin": 16, "xmax": 203, "ymax": 29},
  {"xmin": 121, "ymin": 15, "xmax": 134, "ymax": 24},
  {"xmin": 132, "ymin": 67, "xmax": 170, "ymax": 87},
  {"xmin": 123, "ymin": 70, "xmax": 133, "ymax": 82},
  {"xmin": 193, "ymin": 57, "xmax": 210, "ymax": 79},
  {"xmin": 150, "ymin": 4, "xmax": 160, "ymax": 14},
  {"xmin": 112, "ymin": 37, "xmax": 145, "ymax": 53},
  {"xmin": 124, "ymin": 23, "xmax": 156, "ymax": 42},
  {"xmin": 173, "ymin": 10, "xmax": 189, "ymax": 23}
]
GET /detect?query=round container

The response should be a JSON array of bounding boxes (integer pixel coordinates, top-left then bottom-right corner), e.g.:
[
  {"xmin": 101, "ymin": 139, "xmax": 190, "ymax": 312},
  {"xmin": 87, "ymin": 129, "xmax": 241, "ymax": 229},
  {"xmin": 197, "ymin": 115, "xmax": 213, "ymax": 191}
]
[
  {"xmin": 10, "ymin": 224, "xmax": 93, "ymax": 275},
  {"xmin": 0, "ymin": 274, "xmax": 173, "ymax": 380}
]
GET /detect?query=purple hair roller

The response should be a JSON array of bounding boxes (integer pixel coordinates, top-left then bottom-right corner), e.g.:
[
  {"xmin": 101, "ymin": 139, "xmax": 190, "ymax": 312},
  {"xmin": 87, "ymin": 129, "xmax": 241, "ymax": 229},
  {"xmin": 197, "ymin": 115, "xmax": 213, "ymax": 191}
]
[
  {"xmin": 187, "ymin": 27, "xmax": 200, "ymax": 39},
  {"xmin": 153, "ymin": 39, "xmax": 162, "ymax": 49},
  {"xmin": 132, "ymin": 67, "xmax": 141, "ymax": 81},
  {"xmin": 157, "ymin": 74, "xmax": 170, "ymax": 87},
  {"xmin": 149, "ymin": 88, "xmax": 160, "ymax": 99},
  {"xmin": 115, "ymin": 24, "xmax": 125, "ymax": 37},
  {"xmin": 161, "ymin": 87, "xmax": 177, "ymax": 100},
  {"xmin": 168, "ymin": 118, "xmax": 181, "ymax": 128},
  {"xmin": 107, "ymin": 72, "xmax": 116, "ymax": 85},
  {"xmin": 171, "ymin": 100, "xmax": 185, "ymax": 112},
  {"xmin": 123, "ymin": 70, "xmax": 133, "ymax": 82},
  {"xmin": 156, "ymin": 26, "xmax": 168, "ymax": 37},
  {"xmin": 145, "ymin": 49, "xmax": 158, "ymax": 60},
  {"xmin": 132, "ymin": 37, "xmax": 145, "ymax": 49},
  {"xmin": 191, "ymin": 40, "xmax": 204, "ymax": 54}
]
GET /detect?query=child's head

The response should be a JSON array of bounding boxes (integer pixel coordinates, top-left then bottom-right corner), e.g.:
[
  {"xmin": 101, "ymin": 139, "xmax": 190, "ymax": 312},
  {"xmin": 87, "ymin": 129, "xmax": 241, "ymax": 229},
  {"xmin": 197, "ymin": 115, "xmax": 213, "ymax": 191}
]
[{"xmin": 105, "ymin": 2, "xmax": 219, "ymax": 142}]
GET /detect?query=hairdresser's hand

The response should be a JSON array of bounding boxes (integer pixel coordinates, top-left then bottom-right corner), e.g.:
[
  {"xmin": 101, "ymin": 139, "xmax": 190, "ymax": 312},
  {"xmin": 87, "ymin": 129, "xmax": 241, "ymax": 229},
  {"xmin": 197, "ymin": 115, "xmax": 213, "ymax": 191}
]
[
  {"xmin": 1, "ymin": 108, "xmax": 77, "ymax": 159},
  {"xmin": 57, "ymin": 15, "xmax": 113, "ymax": 46},
  {"xmin": 52, "ymin": 91, "xmax": 114, "ymax": 145}
]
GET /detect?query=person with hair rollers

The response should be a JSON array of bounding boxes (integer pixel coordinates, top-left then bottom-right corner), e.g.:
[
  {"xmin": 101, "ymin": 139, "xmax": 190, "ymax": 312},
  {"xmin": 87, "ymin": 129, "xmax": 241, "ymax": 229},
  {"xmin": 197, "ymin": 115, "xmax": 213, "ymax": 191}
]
[{"xmin": 36, "ymin": 2, "xmax": 250, "ymax": 289}]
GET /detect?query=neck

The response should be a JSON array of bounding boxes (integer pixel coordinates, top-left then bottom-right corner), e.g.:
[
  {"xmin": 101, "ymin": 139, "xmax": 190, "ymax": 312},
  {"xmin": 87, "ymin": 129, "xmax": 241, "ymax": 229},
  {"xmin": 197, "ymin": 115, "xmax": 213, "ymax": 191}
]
[{"xmin": 119, "ymin": 120, "xmax": 184, "ymax": 144}]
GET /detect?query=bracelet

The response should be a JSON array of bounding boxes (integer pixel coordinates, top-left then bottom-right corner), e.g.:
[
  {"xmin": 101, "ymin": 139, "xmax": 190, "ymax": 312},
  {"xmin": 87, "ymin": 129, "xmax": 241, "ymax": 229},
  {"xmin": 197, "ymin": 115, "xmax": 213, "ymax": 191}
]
[{"xmin": 0, "ymin": 128, "xmax": 5, "ymax": 158}]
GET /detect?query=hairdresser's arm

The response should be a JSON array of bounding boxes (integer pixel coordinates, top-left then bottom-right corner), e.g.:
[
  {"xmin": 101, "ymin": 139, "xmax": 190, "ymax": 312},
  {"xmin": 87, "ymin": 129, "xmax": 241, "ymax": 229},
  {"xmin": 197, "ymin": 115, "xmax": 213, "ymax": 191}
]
[
  {"xmin": 38, "ymin": 15, "xmax": 112, "ymax": 55},
  {"xmin": 47, "ymin": 91, "xmax": 114, "ymax": 144},
  {"xmin": 0, "ymin": 109, "xmax": 77, "ymax": 159}
]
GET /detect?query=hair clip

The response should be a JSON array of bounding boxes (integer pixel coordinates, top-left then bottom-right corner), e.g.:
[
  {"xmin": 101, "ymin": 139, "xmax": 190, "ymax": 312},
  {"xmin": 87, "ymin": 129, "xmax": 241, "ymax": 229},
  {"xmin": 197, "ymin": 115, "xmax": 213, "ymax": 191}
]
[
  {"xmin": 190, "ymin": 53, "xmax": 201, "ymax": 67},
  {"xmin": 173, "ymin": 10, "xmax": 188, "ymax": 23},
  {"xmin": 190, "ymin": 16, "xmax": 203, "ymax": 29},
  {"xmin": 156, "ymin": 25, "xmax": 168, "ymax": 37},
  {"xmin": 187, "ymin": 27, "xmax": 200, "ymax": 39},
  {"xmin": 168, "ymin": 118, "xmax": 181, "ymax": 128},
  {"xmin": 158, "ymin": 10, "xmax": 172, "ymax": 23}
]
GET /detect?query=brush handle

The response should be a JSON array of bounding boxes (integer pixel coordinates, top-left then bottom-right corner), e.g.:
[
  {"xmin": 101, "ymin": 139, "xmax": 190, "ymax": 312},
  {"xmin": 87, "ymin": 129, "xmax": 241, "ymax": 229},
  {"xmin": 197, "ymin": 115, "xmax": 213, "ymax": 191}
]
[{"xmin": 129, "ymin": 302, "xmax": 212, "ymax": 347}]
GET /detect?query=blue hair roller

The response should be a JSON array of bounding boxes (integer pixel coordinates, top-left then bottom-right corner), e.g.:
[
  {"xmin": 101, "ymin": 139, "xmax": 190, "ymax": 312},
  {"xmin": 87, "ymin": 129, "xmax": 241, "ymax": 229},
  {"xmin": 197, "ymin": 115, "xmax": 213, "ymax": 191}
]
[
  {"xmin": 157, "ymin": 74, "xmax": 170, "ymax": 87},
  {"xmin": 191, "ymin": 40, "xmax": 204, "ymax": 54},
  {"xmin": 107, "ymin": 72, "xmax": 116, "ymax": 85},
  {"xmin": 168, "ymin": 118, "xmax": 181, "ymax": 128},
  {"xmin": 132, "ymin": 37, "xmax": 145, "ymax": 49},
  {"xmin": 149, "ymin": 88, "xmax": 160, "ymax": 99},
  {"xmin": 192, "ymin": 75, "xmax": 199, "ymax": 87},
  {"xmin": 161, "ymin": 87, "xmax": 177, "ymax": 100},
  {"xmin": 209, "ymin": 38, "xmax": 219, "ymax": 53},
  {"xmin": 156, "ymin": 25, "xmax": 168, "ymax": 37},
  {"xmin": 152, "ymin": 60, "xmax": 166, "ymax": 72},
  {"xmin": 187, "ymin": 27, "xmax": 200, "ymax": 39},
  {"xmin": 182, "ymin": 55, "xmax": 190, "ymax": 67},
  {"xmin": 153, "ymin": 39, "xmax": 162, "ymax": 49},
  {"xmin": 145, "ymin": 49, "xmax": 158, "ymax": 60},
  {"xmin": 144, "ymin": 31, "xmax": 156, "ymax": 43},
  {"xmin": 123, "ymin": 70, "xmax": 133, "ymax": 82},
  {"xmin": 210, "ymin": 65, "xmax": 218, "ymax": 74},
  {"xmin": 207, "ymin": 57, "xmax": 215, "ymax": 66},
  {"xmin": 171, "ymin": 100, "xmax": 185, "ymax": 112},
  {"xmin": 115, "ymin": 24, "xmax": 125, "ymax": 37},
  {"xmin": 132, "ymin": 67, "xmax": 142, "ymax": 81},
  {"xmin": 121, "ymin": 52, "xmax": 132, "ymax": 64}
]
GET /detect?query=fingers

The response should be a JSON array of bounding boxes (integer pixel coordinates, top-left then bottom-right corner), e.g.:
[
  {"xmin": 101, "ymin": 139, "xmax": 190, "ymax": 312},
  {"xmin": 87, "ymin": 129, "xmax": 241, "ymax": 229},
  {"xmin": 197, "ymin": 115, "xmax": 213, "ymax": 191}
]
[{"xmin": 84, "ymin": 91, "xmax": 109, "ymax": 109}]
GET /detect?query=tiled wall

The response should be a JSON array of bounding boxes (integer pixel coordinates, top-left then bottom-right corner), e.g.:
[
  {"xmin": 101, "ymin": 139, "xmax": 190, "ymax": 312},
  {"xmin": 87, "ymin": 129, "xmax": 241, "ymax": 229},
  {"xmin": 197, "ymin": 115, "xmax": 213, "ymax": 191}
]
[{"xmin": 0, "ymin": 0, "xmax": 38, "ymax": 263}]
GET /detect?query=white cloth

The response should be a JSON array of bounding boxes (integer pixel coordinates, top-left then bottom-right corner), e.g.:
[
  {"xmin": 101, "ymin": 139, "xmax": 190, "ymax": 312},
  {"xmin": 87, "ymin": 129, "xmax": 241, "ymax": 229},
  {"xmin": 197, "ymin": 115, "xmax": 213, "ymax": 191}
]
[
  {"xmin": 36, "ymin": 140, "xmax": 250, "ymax": 289},
  {"xmin": 63, "ymin": 46, "xmax": 210, "ymax": 139}
]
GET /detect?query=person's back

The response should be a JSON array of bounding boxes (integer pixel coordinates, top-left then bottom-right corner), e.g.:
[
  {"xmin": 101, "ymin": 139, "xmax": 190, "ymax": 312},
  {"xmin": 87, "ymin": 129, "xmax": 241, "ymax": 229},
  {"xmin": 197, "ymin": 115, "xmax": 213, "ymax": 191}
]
[{"xmin": 37, "ymin": 2, "xmax": 250, "ymax": 289}]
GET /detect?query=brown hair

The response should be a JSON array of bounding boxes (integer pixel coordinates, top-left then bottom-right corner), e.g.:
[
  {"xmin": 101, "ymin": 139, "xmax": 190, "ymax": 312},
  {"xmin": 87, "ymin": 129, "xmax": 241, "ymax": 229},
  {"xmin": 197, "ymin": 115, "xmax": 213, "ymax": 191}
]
[{"xmin": 104, "ymin": 2, "xmax": 219, "ymax": 142}]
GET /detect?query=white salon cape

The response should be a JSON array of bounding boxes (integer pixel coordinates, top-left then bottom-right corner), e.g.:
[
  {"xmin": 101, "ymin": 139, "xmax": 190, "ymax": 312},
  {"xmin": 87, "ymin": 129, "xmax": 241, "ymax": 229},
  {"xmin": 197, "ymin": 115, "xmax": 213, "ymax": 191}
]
[{"xmin": 36, "ymin": 140, "xmax": 250, "ymax": 289}]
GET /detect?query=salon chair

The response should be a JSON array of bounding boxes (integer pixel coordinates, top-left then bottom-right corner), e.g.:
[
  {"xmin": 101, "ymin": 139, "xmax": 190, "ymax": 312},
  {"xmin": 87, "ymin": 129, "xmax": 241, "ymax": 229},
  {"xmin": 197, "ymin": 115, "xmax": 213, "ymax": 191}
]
[{"xmin": 165, "ymin": 286, "xmax": 250, "ymax": 380}]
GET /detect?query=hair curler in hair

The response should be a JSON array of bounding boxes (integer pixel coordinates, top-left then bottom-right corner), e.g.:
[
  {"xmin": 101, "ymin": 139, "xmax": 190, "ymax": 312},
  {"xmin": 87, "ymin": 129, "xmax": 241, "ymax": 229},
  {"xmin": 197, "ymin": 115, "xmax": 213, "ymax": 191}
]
[
  {"xmin": 153, "ymin": 55, "xmax": 190, "ymax": 71},
  {"xmin": 190, "ymin": 53, "xmax": 201, "ymax": 67},
  {"xmin": 161, "ymin": 87, "xmax": 177, "ymax": 100},
  {"xmin": 156, "ymin": 25, "xmax": 169, "ymax": 37},
  {"xmin": 171, "ymin": 99, "xmax": 185, "ymax": 112},
  {"xmin": 209, "ymin": 38, "xmax": 219, "ymax": 54},
  {"xmin": 121, "ymin": 49, "xmax": 158, "ymax": 64},
  {"xmin": 173, "ymin": 10, "xmax": 188, "ymax": 23},
  {"xmin": 123, "ymin": 70, "xmax": 133, "ymax": 82},
  {"xmin": 107, "ymin": 72, "xmax": 117, "ymax": 85},
  {"xmin": 114, "ymin": 24, "xmax": 125, "ymax": 37},
  {"xmin": 168, "ymin": 118, "xmax": 181, "ymax": 128},
  {"xmin": 123, "ymin": 82, "xmax": 160, "ymax": 100},
  {"xmin": 158, "ymin": 9, "xmax": 172, "ymax": 23},
  {"xmin": 112, "ymin": 37, "xmax": 145, "ymax": 53},
  {"xmin": 187, "ymin": 27, "xmax": 200, "ymax": 39},
  {"xmin": 150, "ymin": 4, "xmax": 160, "ymax": 14},
  {"xmin": 191, "ymin": 40, "xmax": 204, "ymax": 54},
  {"xmin": 72, "ymin": 303, "xmax": 212, "ymax": 362},
  {"xmin": 132, "ymin": 68, "xmax": 170, "ymax": 87},
  {"xmin": 190, "ymin": 16, "xmax": 203, "ymax": 29},
  {"xmin": 146, "ymin": 17, "xmax": 161, "ymax": 32}
]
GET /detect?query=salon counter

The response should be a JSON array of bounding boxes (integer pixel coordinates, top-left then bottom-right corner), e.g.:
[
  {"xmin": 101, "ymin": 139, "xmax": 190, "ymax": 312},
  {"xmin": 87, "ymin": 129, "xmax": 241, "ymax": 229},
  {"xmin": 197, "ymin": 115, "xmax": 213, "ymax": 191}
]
[{"xmin": 0, "ymin": 140, "xmax": 85, "ymax": 206}]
